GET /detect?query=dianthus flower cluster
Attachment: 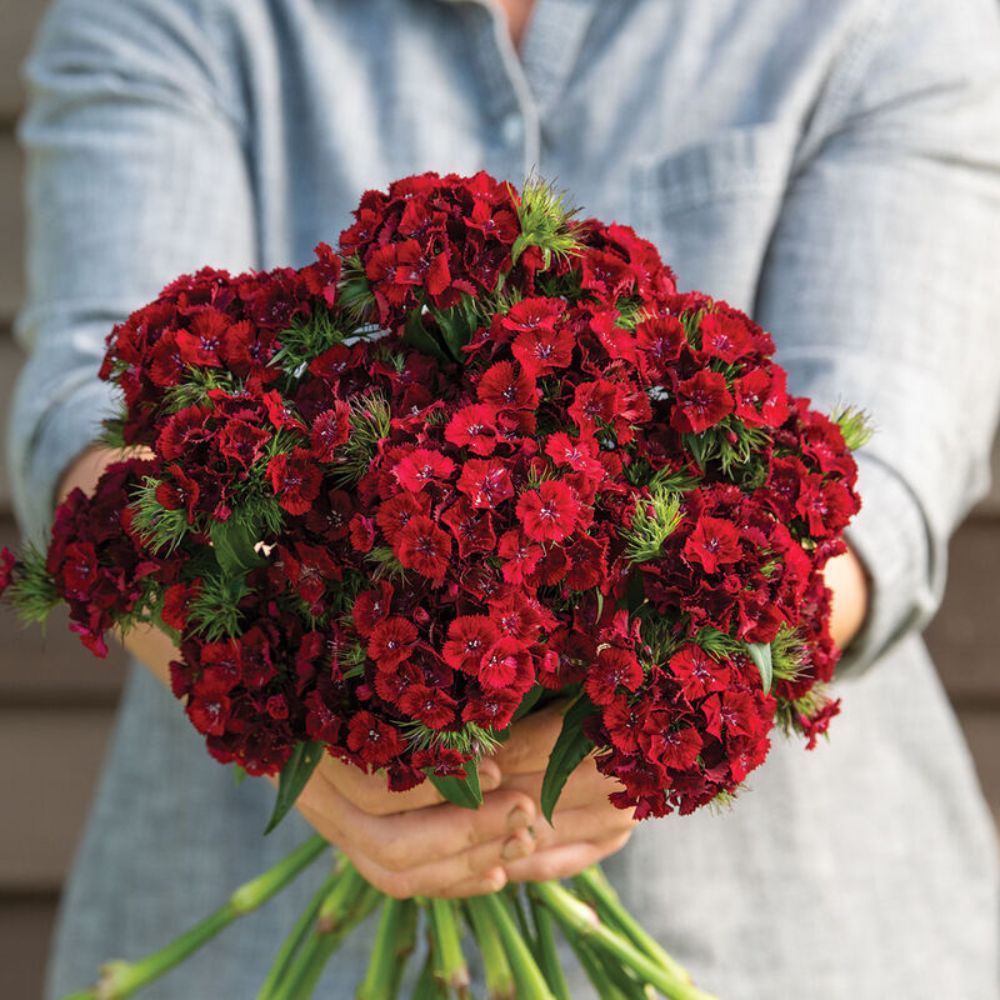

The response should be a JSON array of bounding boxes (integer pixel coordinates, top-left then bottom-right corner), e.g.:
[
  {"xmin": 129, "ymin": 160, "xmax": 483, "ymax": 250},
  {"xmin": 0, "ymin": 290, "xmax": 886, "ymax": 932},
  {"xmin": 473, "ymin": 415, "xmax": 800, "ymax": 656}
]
[{"xmin": 1, "ymin": 172, "xmax": 863, "ymax": 820}]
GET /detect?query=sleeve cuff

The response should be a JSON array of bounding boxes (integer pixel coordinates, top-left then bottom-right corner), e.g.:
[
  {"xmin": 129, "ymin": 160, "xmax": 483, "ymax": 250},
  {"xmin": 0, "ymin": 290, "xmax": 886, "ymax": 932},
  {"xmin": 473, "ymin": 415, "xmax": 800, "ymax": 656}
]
[{"xmin": 8, "ymin": 376, "xmax": 120, "ymax": 545}]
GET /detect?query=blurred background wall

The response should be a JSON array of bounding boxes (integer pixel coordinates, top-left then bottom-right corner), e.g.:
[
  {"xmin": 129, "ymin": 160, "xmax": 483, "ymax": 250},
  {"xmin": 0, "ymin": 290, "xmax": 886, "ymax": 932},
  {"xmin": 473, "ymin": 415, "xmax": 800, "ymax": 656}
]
[{"xmin": 0, "ymin": 4, "xmax": 997, "ymax": 999}]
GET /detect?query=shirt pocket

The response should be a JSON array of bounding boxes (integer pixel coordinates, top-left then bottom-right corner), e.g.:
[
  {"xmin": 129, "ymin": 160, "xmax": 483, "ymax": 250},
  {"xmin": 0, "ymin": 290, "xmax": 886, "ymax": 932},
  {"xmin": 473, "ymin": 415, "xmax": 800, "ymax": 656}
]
[{"xmin": 630, "ymin": 122, "xmax": 799, "ymax": 312}]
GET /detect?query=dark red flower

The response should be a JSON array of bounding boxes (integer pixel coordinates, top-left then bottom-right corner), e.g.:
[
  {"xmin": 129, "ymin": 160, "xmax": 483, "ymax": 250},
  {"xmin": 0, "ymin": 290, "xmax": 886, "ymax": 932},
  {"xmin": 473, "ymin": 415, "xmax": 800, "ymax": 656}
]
[
  {"xmin": 478, "ymin": 638, "xmax": 533, "ymax": 689},
  {"xmin": 349, "ymin": 514, "xmax": 376, "ymax": 553},
  {"xmin": 352, "ymin": 582, "xmax": 395, "ymax": 637},
  {"xmin": 734, "ymin": 366, "xmax": 789, "ymax": 428},
  {"xmin": 175, "ymin": 309, "xmax": 228, "ymax": 368},
  {"xmin": 310, "ymin": 401, "xmax": 353, "ymax": 462},
  {"xmin": 161, "ymin": 581, "xmax": 198, "ymax": 631},
  {"xmin": 217, "ymin": 420, "xmax": 271, "ymax": 471},
  {"xmin": 302, "ymin": 242, "xmax": 343, "ymax": 307},
  {"xmin": 0, "ymin": 547, "xmax": 15, "ymax": 596},
  {"xmin": 544, "ymin": 432, "xmax": 604, "ymax": 478},
  {"xmin": 399, "ymin": 684, "xmax": 457, "ymax": 730},
  {"xmin": 444, "ymin": 616, "xmax": 500, "ymax": 674},
  {"xmin": 498, "ymin": 529, "xmax": 544, "ymax": 584},
  {"xmin": 516, "ymin": 480, "xmax": 580, "ymax": 543},
  {"xmin": 393, "ymin": 448, "xmax": 456, "ymax": 493},
  {"xmin": 268, "ymin": 448, "xmax": 323, "ymax": 515},
  {"xmin": 668, "ymin": 645, "xmax": 731, "ymax": 701},
  {"xmin": 636, "ymin": 315, "xmax": 686, "ymax": 377},
  {"xmin": 683, "ymin": 516, "xmax": 742, "ymax": 574},
  {"xmin": 672, "ymin": 370, "xmax": 735, "ymax": 434},
  {"xmin": 646, "ymin": 726, "xmax": 702, "ymax": 770},
  {"xmin": 445, "ymin": 404, "xmax": 498, "ymax": 456},
  {"xmin": 347, "ymin": 711, "xmax": 405, "ymax": 767},
  {"xmin": 376, "ymin": 491, "xmax": 431, "ymax": 545},
  {"xmin": 698, "ymin": 311, "xmax": 753, "ymax": 363},
  {"xmin": 395, "ymin": 515, "xmax": 452, "ymax": 584},
  {"xmin": 367, "ymin": 616, "xmax": 418, "ymax": 669},
  {"xmin": 584, "ymin": 647, "xmax": 644, "ymax": 706},
  {"xmin": 511, "ymin": 320, "xmax": 574, "ymax": 374},
  {"xmin": 456, "ymin": 459, "xmax": 515, "ymax": 510},
  {"xmin": 477, "ymin": 361, "xmax": 537, "ymax": 411},
  {"xmin": 441, "ymin": 498, "xmax": 497, "ymax": 558}
]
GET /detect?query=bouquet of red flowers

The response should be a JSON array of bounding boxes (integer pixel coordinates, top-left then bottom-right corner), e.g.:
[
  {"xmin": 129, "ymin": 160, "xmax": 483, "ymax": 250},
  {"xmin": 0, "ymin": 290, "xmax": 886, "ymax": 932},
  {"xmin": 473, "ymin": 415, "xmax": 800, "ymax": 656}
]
[{"xmin": 1, "ymin": 172, "xmax": 866, "ymax": 999}]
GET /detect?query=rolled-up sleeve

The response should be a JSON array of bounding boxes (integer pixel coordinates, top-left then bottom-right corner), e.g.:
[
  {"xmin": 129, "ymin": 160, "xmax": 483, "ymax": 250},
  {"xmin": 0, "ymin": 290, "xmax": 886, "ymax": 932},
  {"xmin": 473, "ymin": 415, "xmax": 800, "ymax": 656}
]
[
  {"xmin": 753, "ymin": 0, "xmax": 1000, "ymax": 674},
  {"xmin": 7, "ymin": 0, "xmax": 258, "ymax": 543}
]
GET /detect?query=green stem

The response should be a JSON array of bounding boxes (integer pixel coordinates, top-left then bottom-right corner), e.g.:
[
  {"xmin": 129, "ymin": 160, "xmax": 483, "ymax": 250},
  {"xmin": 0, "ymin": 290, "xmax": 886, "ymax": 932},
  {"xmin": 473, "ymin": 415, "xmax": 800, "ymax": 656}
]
[
  {"xmin": 528, "ymin": 892, "xmax": 571, "ymax": 1000},
  {"xmin": 257, "ymin": 869, "xmax": 340, "ymax": 999},
  {"xmin": 385, "ymin": 899, "xmax": 420, "ymax": 999},
  {"xmin": 531, "ymin": 882, "xmax": 719, "ymax": 1000},
  {"xmin": 357, "ymin": 897, "xmax": 416, "ymax": 1000},
  {"xmin": 590, "ymin": 945, "xmax": 651, "ymax": 1000},
  {"xmin": 573, "ymin": 866, "xmax": 692, "ymax": 987},
  {"xmin": 273, "ymin": 866, "xmax": 375, "ymax": 1000},
  {"xmin": 562, "ymin": 932, "xmax": 628, "ymax": 1000},
  {"xmin": 427, "ymin": 898, "xmax": 470, "ymax": 996},
  {"xmin": 465, "ymin": 896, "xmax": 515, "ymax": 1000},
  {"xmin": 412, "ymin": 949, "xmax": 443, "ymax": 1000},
  {"xmin": 505, "ymin": 885, "xmax": 537, "ymax": 952},
  {"xmin": 478, "ymin": 893, "xmax": 556, "ymax": 1000},
  {"xmin": 83, "ymin": 836, "xmax": 327, "ymax": 1000}
]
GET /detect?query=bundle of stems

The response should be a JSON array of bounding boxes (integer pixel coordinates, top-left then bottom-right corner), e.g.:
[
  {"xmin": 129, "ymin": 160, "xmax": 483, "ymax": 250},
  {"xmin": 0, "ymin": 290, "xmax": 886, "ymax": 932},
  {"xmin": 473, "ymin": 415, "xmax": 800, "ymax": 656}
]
[{"xmin": 63, "ymin": 836, "xmax": 718, "ymax": 1000}]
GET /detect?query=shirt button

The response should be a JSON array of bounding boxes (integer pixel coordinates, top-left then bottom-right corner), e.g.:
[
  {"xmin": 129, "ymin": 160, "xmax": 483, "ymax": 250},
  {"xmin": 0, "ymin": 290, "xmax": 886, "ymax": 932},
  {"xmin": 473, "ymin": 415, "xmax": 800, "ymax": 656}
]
[{"xmin": 500, "ymin": 112, "xmax": 523, "ymax": 146}]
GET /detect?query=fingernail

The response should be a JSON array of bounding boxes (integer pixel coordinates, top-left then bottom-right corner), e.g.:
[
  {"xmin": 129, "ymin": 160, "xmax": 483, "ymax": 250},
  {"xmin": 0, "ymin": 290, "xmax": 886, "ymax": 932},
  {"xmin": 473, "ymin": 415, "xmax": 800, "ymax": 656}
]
[
  {"xmin": 506, "ymin": 806, "xmax": 532, "ymax": 833},
  {"xmin": 501, "ymin": 834, "xmax": 532, "ymax": 861}
]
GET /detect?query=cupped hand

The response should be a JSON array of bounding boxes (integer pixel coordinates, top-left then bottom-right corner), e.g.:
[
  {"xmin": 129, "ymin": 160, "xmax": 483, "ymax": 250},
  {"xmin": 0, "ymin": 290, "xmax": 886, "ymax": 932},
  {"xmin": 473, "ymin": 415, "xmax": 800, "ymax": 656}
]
[
  {"xmin": 294, "ymin": 754, "xmax": 539, "ymax": 899},
  {"xmin": 491, "ymin": 701, "xmax": 637, "ymax": 883}
]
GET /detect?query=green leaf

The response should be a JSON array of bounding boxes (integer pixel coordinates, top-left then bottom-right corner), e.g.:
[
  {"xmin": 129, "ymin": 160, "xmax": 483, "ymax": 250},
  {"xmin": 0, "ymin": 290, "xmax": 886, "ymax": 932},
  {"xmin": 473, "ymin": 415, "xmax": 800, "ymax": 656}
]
[
  {"xmin": 511, "ymin": 683, "xmax": 546, "ymax": 724},
  {"xmin": 746, "ymin": 642, "xmax": 773, "ymax": 695},
  {"xmin": 403, "ymin": 310, "xmax": 449, "ymax": 362},
  {"xmin": 233, "ymin": 764, "xmax": 248, "ymax": 787},
  {"xmin": 429, "ymin": 761, "xmax": 482, "ymax": 810},
  {"xmin": 210, "ymin": 516, "xmax": 267, "ymax": 577},
  {"xmin": 432, "ymin": 304, "xmax": 475, "ymax": 363},
  {"xmin": 540, "ymin": 697, "xmax": 596, "ymax": 823},
  {"xmin": 264, "ymin": 741, "xmax": 325, "ymax": 834}
]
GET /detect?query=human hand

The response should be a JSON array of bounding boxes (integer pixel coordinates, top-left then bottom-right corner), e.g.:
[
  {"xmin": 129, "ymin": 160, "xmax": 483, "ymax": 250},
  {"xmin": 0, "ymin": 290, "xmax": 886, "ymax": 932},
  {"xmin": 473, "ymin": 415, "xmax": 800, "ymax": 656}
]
[
  {"xmin": 294, "ymin": 755, "xmax": 539, "ymax": 899},
  {"xmin": 491, "ymin": 701, "xmax": 636, "ymax": 883},
  {"xmin": 824, "ymin": 545, "xmax": 869, "ymax": 650}
]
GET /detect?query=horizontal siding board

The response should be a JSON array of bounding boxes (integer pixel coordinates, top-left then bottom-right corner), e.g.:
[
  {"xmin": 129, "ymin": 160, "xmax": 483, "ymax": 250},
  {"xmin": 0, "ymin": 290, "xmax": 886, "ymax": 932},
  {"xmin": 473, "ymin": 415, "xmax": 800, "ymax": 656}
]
[
  {"xmin": 976, "ymin": 431, "xmax": 1000, "ymax": 519},
  {"xmin": 0, "ymin": 1, "xmax": 42, "ymax": 123},
  {"xmin": 925, "ymin": 521, "xmax": 1000, "ymax": 704},
  {"xmin": 0, "ymin": 135, "xmax": 23, "ymax": 323},
  {"xmin": 0, "ymin": 707, "xmax": 112, "ymax": 891},
  {"xmin": 957, "ymin": 709, "xmax": 1000, "ymax": 828},
  {"xmin": 0, "ymin": 894, "xmax": 57, "ymax": 1000}
]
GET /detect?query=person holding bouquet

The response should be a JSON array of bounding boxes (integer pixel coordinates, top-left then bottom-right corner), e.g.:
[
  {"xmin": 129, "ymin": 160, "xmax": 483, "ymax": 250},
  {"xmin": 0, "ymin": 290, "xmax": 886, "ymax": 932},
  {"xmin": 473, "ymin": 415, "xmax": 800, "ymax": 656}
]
[{"xmin": 8, "ymin": 0, "xmax": 1000, "ymax": 997}]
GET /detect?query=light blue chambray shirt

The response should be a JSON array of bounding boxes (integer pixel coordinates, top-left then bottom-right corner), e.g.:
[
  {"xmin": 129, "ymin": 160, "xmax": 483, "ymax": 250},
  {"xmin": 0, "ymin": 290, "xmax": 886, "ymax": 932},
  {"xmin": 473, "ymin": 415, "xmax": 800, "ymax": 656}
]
[{"xmin": 8, "ymin": 0, "xmax": 1000, "ymax": 997}]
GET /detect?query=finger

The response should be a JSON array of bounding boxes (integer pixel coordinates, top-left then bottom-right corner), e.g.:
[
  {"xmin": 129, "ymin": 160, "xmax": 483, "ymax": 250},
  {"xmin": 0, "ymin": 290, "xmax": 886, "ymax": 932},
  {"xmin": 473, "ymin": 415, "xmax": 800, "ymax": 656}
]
[
  {"xmin": 348, "ymin": 790, "xmax": 538, "ymax": 872},
  {"xmin": 500, "ymin": 754, "xmax": 622, "ymax": 810},
  {"xmin": 528, "ymin": 802, "xmax": 636, "ymax": 852},
  {"xmin": 503, "ymin": 830, "xmax": 633, "ymax": 884},
  {"xmin": 490, "ymin": 701, "xmax": 568, "ymax": 775},
  {"xmin": 316, "ymin": 754, "xmax": 502, "ymax": 816},
  {"xmin": 435, "ymin": 867, "xmax": 509, "ymax": 899},
  {"xmin": 346, "ymin": 827, "xmax": 537, "ymax": 900},
  {"xmin": 299, "ymin": 781, "xmax": 538, "ymax": 872}
]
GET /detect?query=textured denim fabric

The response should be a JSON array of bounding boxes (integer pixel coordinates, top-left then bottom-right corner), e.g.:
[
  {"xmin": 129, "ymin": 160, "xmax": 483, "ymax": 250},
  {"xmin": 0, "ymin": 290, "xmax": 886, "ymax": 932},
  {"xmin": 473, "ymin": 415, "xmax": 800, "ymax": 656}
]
[{"xmin": 6, "ymin": 0, "xmax": 1000, "ymax": 996}]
